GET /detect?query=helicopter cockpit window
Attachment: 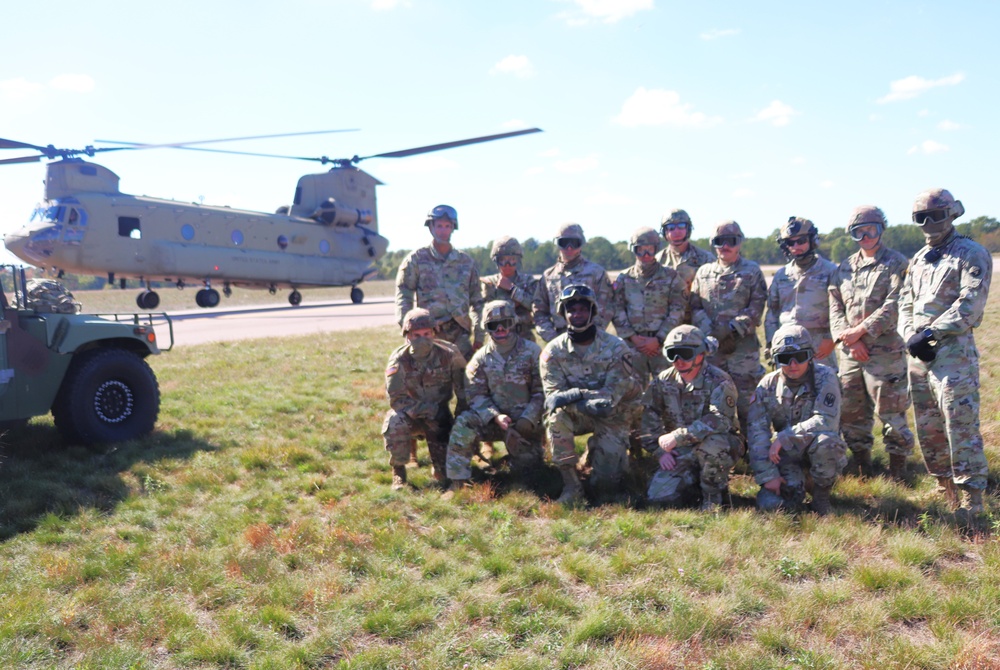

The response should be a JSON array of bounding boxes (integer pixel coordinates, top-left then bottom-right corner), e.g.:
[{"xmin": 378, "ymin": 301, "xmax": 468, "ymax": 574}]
[
  {"xmin": 232, "ymin": 230, "xmax": 244, "ymax": 246},
  {"xmin": 41, "ymin": 205, "xmax": 66, "ymax": 223},
  {"xmin": 67, "ymin": 208, "xmax": 87, "ymax": 226},
  {"xmin": 119, "ymin": 216, "xmax": 142, "ymax": 240},
  {"xmin": 277, "ymin": 235, "xmax": 288, "ymax": 250},
  {"xmin": 181, "ymin": 224, "xmax": 195, "ymax": 241},
  {"xmin": 319, "ymin": 240, "xmax": 331, "ymax": 254}
]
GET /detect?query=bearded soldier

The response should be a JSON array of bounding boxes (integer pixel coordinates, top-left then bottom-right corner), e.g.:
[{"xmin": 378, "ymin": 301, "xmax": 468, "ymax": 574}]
[
  {"xmin": 828, "ymin": 205, "xmax": 914, "ymax": 478},
  {"xmin": 901, "ymin": 188, "xmax": 991, "ymax": 514},
  {"xmin": 656, "ymin": 209, "xmax": 715, "ymax": 324},
  {"xmin": 479, "ymin": 236, "xmax": 538, "ymax": 341}
]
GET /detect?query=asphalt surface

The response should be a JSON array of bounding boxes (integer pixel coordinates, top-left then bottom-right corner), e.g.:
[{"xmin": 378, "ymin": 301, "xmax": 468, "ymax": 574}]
[{"xmin": 155, "ymin": 297, "xmax": 397, "ymax": 347}]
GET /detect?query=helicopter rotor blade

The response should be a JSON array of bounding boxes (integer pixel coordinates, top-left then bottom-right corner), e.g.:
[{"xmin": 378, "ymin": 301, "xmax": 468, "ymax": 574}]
[
  {"xmin": 0, "ymin": 138, "xmax": 50, "ymax": 152},
  {"xmin": 0, "ymin": 154, "xmax": 44, "ymax": 165},
  {"xmin": 95, "ymin": 129, "xmax": 359, "ymax": 152},
  {"xmin": 355, "ymin": 128, "xmax": 543, "ymax": 162},
  {"xmin": 92, "ymin": 141, "xmax": 329, "ymax": 163}
]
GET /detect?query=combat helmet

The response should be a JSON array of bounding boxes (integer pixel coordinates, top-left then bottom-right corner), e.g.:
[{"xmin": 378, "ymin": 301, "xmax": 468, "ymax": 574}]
[
  {"xmin": 402, "ymin": 308, "xmax": 436, "ymax": 335},
  {"xmin": 482, "ymin": 299, "xmax": 517, "ymax": 328},
  {"xmin": 711, "ymin": 220, "xmax": 744, "ymax": 247},
  {"xmin": 554, "ymin": 222, "xmax": 586, "ymax": 246},
  {"xmin": 490, "ymin": 236, "xmax": 523, "ymax": 262},
  {"xmin": 556, "ymin": 284, "xmax": 598, "ymax": 332},
  {"xmin": 660, "ymin": 209, "xmax": 692, "ymax": 241},
  {"xmin": 424, "ymin": 204, "xmax": 459, "ymax": 229},
  {"xmin": 770, "ymin": 324, "xmax": 814, "ymax": 358},
  {"xmin": 911, "ymin": 188, "xmax": 965, "ymax": 226},
  {"xmin": 630, "ymin": 227, "xmax": 662, "ymax": 255},
  {"xmin": 846, "ymin": 206, "xmax": 887, "ymax": 241},
  {"xmin": 662, "ymin": 325, "xmax": 711, "ymax": 361},
  {"xmin": 778, "ymin": 216, "xmax": 819, "ymax": 257}
]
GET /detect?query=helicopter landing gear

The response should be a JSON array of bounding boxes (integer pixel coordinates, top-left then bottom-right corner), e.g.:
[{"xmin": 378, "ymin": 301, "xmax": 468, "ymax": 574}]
[
  {"xmin": 195, "ymin": 288, "xmax": 220, "ymax": 308},
  {"xmin": 136, "ymin": 290, "xmax": 160, "ymax": 310},
  {"xmin": 268, "ymin": 284, "xmax": 277, "ymax": 295},
  {"xmin": 288, "ymin": 290, "xmax": 302, "ymax": 306},
  {"xmin": 223, "ymin": 282, "xmax": 232, "ymax": 298},
  {"xmin": 350, "ymin": 287, "xmax": 364, "ymax": 304}
]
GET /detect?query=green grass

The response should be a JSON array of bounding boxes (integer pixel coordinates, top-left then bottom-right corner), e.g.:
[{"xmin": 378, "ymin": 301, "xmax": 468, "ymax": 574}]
[{"xmin": 1, "ymin": 290, "xmax": 1000, "ymax": 667}]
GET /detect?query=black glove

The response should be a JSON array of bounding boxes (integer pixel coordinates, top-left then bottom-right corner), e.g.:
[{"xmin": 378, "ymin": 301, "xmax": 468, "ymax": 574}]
[
  {"xmin": 544, "ymin": 388, "xmax": 584, "ymax": 413},
  {"xmin": 713, "ymin": 324, "xmax": 737, "ymax": 355},
  {"xmin": 580, "ymin": 398, "xmax": 614, "ymax": 418},
  {"xmin": 513, "ymin": 417, "xmax": 535, "ymax": 435},
  {"xmin": 906, "ymin": 329, "xmax": 937, "ymax": 362}
]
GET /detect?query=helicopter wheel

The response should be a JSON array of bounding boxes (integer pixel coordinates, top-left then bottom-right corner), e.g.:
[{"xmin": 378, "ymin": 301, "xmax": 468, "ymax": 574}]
[
  {"xmin": 288, "ymin": 290, "xmax": 302, "ymax": 306},
  {"xmin": 195, "ymin": 288, "xmax": 221, "ymax": 308},
  {"xmin": 350, "ymin": 287, "xmax": 364, "ymax": 304},
  {"xmin": 136, "ymin": 290, "xmax": 160, "ymax": 310}
]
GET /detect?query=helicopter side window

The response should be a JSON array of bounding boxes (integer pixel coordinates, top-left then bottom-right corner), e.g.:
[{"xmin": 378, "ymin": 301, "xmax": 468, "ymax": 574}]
[
  {"xmin": 181, "ymin": 224, "xmax": 195, "ymax": 241},
  {"xmin": 67, "ymin": 208, "xmax": 88, "ymax": 226},
  {"xmin": 119, "ymin": 216, "xmax": 142, "ymax": 240},
  {"xmin": 277, "ymin": 235, "xmax": 288, "ymax": 250},
  {"xmin": 319, "ymin": 240, "xmax": 330, "ymax": 254},
  {"xmin": 232, "ymin": 230, "xmax": 244, "ymax": 246}
]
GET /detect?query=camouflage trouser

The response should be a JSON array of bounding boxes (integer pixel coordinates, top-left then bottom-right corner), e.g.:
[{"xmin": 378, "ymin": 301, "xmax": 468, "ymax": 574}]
[
  {"xmin": 838, "ymin": 348, "xmax": 913, "ymax": 456},
  {"xmin": 436, "ymin": 318, "xmax": 473, "ymax": 359},
  {"xmin": 647, "ymin": 434, "xmax": 735, "ymax": 504},
  {"xmin": 446, "ymin": 411, "xmax": 543, "ymax": 480},
  {"xmin": 908, "ymin": 337, "xmax": 988, "ymax": 489},
  {"xmin": 382, "ymin": 405, "xmax": 453, "ymax": 473},
  {"xmin": 711, "ymin": 340, "xmax": 765, "ymax": 440},
  {"xmin": 773, "ymin": 431, "xmax": 847, "ymax": 491},
  {"xmin": 546, "ymin": 404, "xmax": 631, "ymax": 489}
]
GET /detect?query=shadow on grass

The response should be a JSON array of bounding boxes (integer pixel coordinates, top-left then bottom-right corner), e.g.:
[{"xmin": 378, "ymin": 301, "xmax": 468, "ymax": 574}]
[{"xmin": 0, "ymin": 423, "xmax": 217, "ymax": 540}]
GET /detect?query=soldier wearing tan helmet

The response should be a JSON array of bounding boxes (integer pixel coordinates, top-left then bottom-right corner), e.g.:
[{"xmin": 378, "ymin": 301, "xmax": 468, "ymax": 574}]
[
  {"xmin": 656, "ymin": 209, "xmax": 715, "ymax": 324},
  {"xmin": 901, "ymin": 188, "xmax": 991, "ymax": 514},
  {"xmin": 689, "ymin": 221, "xmax": 768, "ymax": 438},
  {"xmin": 382, "ymin": 308, "xmax": 468, "ymax": 490},
  {"xmin": 532, "ymin": 223, "xmax": 613, "ymax": 343},
  {"xmin": 828, "ymin": 205, "xmax": 914, "ymax": 479},
  {"xmin": 478, "ymin": 236, "xmax": 539, "ymax": 341},
  {"xmin": 765, "ymin": 216, "xmax": 839, "ymax": 369},
  {"xmin": 395, "ymin": 204, "xmax": 485, "ymax": 358}
]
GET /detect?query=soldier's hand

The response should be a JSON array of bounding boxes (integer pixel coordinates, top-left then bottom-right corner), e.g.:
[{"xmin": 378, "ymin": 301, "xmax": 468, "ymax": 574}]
[
  {"xmin": 713, "ymin": 324, "xmax": 737, "ymax": 355},
  {"xmin": 815, "ymin": 338, "xmax": 836, "ymax": 361},
  {"xmin": 840, "ymin": 325, "xmax": 866, "ymax": 346},
  {"xmin": 768, "ymin": 437, "xmax": 784, "ymax": 464},
  {"xmin": 906, "ymin": 330, "xmax": 937, "ymax": 362},
  {"xmin": 544, "ymin": 388, "xmax": 584, "ymax": 413},
  {"xmin": 763, "ymin": 476, "xmax": 785, "ymax": 494},
  {"xmin": 657, "ymin": 433, "xmax": 677, "ymax": 453},
  {"xmin": 495, "ymin": 414, "xmax": 513, "ymax": 430},
  {"xmin": 580, "ymin": 398, "xmax": 614, "ymax": 418},
  {"xmin": 658, "ymin": 450, "xmax": 677, "ymax": 471},
  {"xmin": 847, "ymin": 340, "xmax": 869, "ymax": 363},
  {"xmin": 498, "ymin": 276, "xmax": 515, "ymax": 291}
]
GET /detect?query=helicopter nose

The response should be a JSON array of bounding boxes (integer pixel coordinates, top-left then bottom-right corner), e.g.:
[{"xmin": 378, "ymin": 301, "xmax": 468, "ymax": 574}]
[{"xmin": 4, "ymin": 226, "xmax": 56, "ymax": 264}]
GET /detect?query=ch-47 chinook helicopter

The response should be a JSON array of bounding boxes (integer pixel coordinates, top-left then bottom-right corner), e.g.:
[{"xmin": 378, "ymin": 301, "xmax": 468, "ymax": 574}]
[{"xmin": 1, "ymin": 127, "xmax": 542, "ymax": 309}]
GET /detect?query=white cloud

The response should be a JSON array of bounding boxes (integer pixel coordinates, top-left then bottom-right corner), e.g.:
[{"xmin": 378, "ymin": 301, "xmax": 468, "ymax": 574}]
[
  {"xmin": 877, "ymin": 72, "xmax": 964, "ymax": 104},
  {"xmin": 49, "ymin": 73, "xmax": 95, "ymax": 93},
  {"xmin": 754, "ymin": 100, "xmax": 799, "ymax": 127},
  {"xmin": 820, "ymin": 180, "xmax": 834, "ymax": 189},
  {"xmin": 557, "ymin": 0, "xmax": 654, "ymax": 25},
  {"xmin": 613, "ymin": 87, "xmax": 722, "ymax": 128},
  {"xmin": 938, "ymin": 120, "xmax": 962, "ymax": 131},
  {"xmin": 490, "ymin": 55, "xmax": 535, "ymax": 78},
  {"xmin": 700, "ymin": 28, "xmax": 739, "ymax": 40},
  {"xmin": 553, "ymin": 154, "xmax": 599, "ymax": 173},
  {"xmin": 370, "ymin": 0, "xmax": 410, "ymax": 10},
  {"xmin": 907, "ymin": 140, "xmax": 949, "ymax": 155},
  {"xmin": 0, "ymin": 77, "xmax": 44, "ymax": 102},
  {"xmin": 583, "ymin": 190, "xmax": 634, "ymax": 206},
  {"xmin": 732, "ymin": 188, "xmax": 754, "ymax": 198}
]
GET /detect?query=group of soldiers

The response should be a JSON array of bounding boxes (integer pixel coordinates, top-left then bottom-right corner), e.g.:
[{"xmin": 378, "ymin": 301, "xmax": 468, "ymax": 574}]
[{"xmin": 383, "ymin": 188, "xmax": 991, "ymax": 514}]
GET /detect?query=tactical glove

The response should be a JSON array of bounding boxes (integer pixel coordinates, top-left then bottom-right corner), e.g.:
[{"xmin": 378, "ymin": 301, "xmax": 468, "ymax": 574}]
[
  {"xmin": 713, "ymin": 324, "xmax": 737, "ymax": 355},
  {"xmin": 906, "ymin": 329, "xmax": 936, "ymax": 362},
  {"xmin": 544, "ymin": 388, "xmax": 584, "ymax": 413},
  {"xmin": 580, "ymin": 398, "xmax": 614, "ymax": 418},
  {"xmin": 513, "ymin": 417, "xmax": 535, "ymax": 436},
  {"xmin": 504, "ymin": 427, "xmax": 530, "ymax": 455}
]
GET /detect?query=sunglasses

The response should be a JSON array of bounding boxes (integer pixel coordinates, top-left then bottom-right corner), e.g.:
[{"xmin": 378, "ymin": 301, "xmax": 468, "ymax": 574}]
[
  {"xmin": 913, "ymin": 209, "xmax": 949, "ymax": 226},
  {"xmin": 711, "ymin": 235, "xmax": 740, "ymax": 248},
  {"xmin": 662, "ymin": 222, "xmax": 687, "ymax": 232},
  {"xmin": 849, "ymin": 225, "xmax": 881, "ymax": 242},
  {"xmin": 485, "ymin": 319, "xmax": 514, "ymax": 332},
  {"xmin": 557, "ymin": 238, "xmax": 583, "ymax": 250},
  {"xmin": 665, "ymin": 346, "xmax": 697, "ymax": 362},
  {"xmin": 633, "ymin": 245, "xmax": 657, "ymax": 258},
  {"xmin": 784, "ymin": 236, "xmax": 810, "ymax": 247},
  {"xmin": 497, "ymin": 259, "xmax": 518, "ymax": 267},
  {"xmin": 775, "ymin": 350, "xmax": 811, "ymax": 366}
]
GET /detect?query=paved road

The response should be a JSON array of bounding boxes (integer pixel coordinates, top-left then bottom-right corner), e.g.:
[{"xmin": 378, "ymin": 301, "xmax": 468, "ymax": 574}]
[{"xmin": 155, "ymin": 298, "xmax": 397, "ymax": 347}]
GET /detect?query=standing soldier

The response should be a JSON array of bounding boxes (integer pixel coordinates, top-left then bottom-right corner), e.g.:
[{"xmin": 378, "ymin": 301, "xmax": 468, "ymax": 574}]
[
  {"xmin": 640, "ymin": 326, "xmax": 741, "ymax": 510},
  {"xmin": 479, "ymin": 236, "xmax": 539, "ymax": 341},
  {"xmin": 382, "ymin": 309, "xmax": 467, "ymax": 490},
  {"xmin": 444, "ymin": 300, "xmax": 545, "ymax": 498},
  {"xmin": 766, "ymin": 217, "xmax": 838, "ymax": 368},
  {"xmin": 532, "ymin": 223, "xmax": 613, "ymax": 343},
  {"xmin": 656, "ymin": 209, "xmax": 716, "ymax": 324},
  {"xmin": 748, "ymin": 325, "xmax": 848, "ymax": 515},
  {"xmin": 901, "ymin": 188, "xmax": 991, "ymax": 514},
  {"xmin": 690, "ymin": 221, "xmax": 768, "ymax": 438},
  {"xmin": 828, "ymin": 206, "xmax": 914, "ymax": 478},
  {"xmin": 540, "ymin": 285, "xmax": 641, "ymax": 503},
  {"xmin": 395, "ymin": 204, "xmax": 484, "ymax": 358},
  {"xmin": 612, "ymin": 227, "xmax": 687, "ymax": 384}
]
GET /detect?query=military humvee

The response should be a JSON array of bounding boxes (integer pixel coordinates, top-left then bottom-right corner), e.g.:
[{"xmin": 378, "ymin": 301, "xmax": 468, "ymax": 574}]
[{"xmin": 0, "ymin": 266, "xmax": 171, "ymax": 444}]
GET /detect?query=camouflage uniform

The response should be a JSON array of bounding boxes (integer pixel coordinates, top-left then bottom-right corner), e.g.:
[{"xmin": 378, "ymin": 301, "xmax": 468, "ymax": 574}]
[
  {"xmin": 611, "ymin": 261, "xmax": 686, "ymax": 383},
  {"xmin": 395, "ymin": 245, "xmax": 484, "ymax": 358},
  {"xmin": 901, "ymin": 224, "xmax": 991, "ymax": 492},
  {"xmin": 446, "ymin": 336, "xmax": 544, "ymax": 480},
  {"xmin": 540, "ymin": 328, "xmax": 642, "ymax": 492},
  {"xmin": 480, "ymin": 272, "xmax": 538, "ymax": 341},
  {"xmin": 657, "ymin": 243, "xmax": 715, "ymax": 325},
  {"xmin": 640, "ymin": 360, "xmax": 740, "ymax": 505},
  {"xmin": 829, "ymin": 242, "xmax": 914, "ymax": 458},
  {"xmin": 690, "ymin": 250, "xmax": 768, "ymax": 438},
  {"xmin": 383, "ymin": 338, "xmax": 467, "ymax": 477}
]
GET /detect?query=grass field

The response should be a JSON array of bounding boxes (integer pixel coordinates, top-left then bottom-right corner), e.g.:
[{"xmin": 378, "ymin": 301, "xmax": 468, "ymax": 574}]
[{"xmin": 0, "ymin": 283, "xmax": 998, "ymax": 668}]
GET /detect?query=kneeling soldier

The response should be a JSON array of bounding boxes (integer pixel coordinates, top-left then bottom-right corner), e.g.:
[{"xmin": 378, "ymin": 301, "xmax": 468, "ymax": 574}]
[
  {"xmin": 444, "ymin": 300, "xmax": 545, "ymax": 497},
  {"xmin": 748, "ymin": 324, "xmax": 847, "ymax": 514},
  {"xmin": 640, "ymin": 326, "xmax": 741, "ymax": 510}
]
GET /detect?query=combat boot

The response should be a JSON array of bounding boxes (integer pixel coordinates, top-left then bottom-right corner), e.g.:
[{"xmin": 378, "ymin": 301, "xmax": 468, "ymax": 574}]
[
  {"xmin": 810, "ymin": 485, "xmax": 832, "ymax": 516},
  {"xmin": 441, "ymin": 479, "xmax": 470, "ymax": 501},
  {"xmin": 851, "ymin": 449, "xmax": 873, "ymax": 477},
  {"xmin": 936, "ymin": 476, "xmax": 959, "ymax": 509},
  {"xmin": 406, "ymin": 439, "xmax": 419, "ymax": 468},
  {"xmin": 391, "ymin": 466, "xmax": 407, "ymax": 491},
  {"xmin": 556, "ymin": 467, "xmax": 584, "ymax": 505},
  {"xmin": 888, "ymin": 454, "xmax": 907, "ymax": 482},
  {"xmin": 699, "ymin": 487, "xmax": 724, "ymax": 512},
  {"xmin": 959, "ymin": 487, "xmax": 984, "ymax": 514}
]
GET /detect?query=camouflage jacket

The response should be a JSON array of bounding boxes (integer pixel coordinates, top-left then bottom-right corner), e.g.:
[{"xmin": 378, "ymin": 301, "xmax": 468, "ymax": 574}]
[
  {"xmin": 466, "ymin": 337, "xmax": 544, "ymax": 427},
  {"xmin": 900, "ymin": 231, "xmax": 992, "ymax": 341},
  {"xmin": 747, "ymin": 364, "xmax": 841, "ymax": 485},
  {"xmin": 611, "ymin": 263, "xmax": 687, "ymax": 341},
  {"xmin": 690, "ymin": 257, "xmax": 768, "ymax": 338},
  {"xmin": 479, "ymin": 271, "xmax": 539, "ymax": 337},
  {"xmin": 540, "ymin": 329, "xmax": 641, "ymax": 407},
  {"xmin": 532, "ymin": 257, "xmax": 613, "ymax": 342},
  {"xmin": 640, "ymin": 363, "xmax": 739, "ymax": 456},
  {"xmin": 765, "ymin": 256, "xmax": 838, "ymax": 345},
  {"xmin": 395, "ymin": 244, "xmax": 484, "ymax": 337},
  {"xmin": 385, "ymin": 339, "xmax": 467, "ymax": 420},
  {"xmin": 829, "ymin": 245, "xmax": 908, "ymax": 350},
  {"xmin": 657, "ymin": 243, "xmax": 716, "ymax": 324}
]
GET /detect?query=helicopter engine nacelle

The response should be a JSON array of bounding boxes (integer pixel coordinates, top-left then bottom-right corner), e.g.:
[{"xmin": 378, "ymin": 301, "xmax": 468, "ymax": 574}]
[{"xmin": 310, "ymin": 198, "xmax": 373, "ymax": 227}]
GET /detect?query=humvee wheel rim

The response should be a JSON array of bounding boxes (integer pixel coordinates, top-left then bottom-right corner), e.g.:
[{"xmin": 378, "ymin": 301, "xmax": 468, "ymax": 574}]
[{"xmin": 94, "ymin": 380, "xmax": 134, "ymax": 423}]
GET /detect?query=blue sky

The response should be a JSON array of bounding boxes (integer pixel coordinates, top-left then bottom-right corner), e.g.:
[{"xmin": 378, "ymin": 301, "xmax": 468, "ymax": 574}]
[{"xmin": 2, "ymin": 0, "xmax": 997, "ymax": 257}]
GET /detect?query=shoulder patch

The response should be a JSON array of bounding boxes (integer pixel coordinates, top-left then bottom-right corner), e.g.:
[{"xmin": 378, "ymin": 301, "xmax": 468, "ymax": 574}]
[
  {"xmin": 621, "ymin": 351, "xmax": 636, "ymax": 376},
  {"xmin": 823, "ymin": 392, "xmax": 836, "ymax": 408}
]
